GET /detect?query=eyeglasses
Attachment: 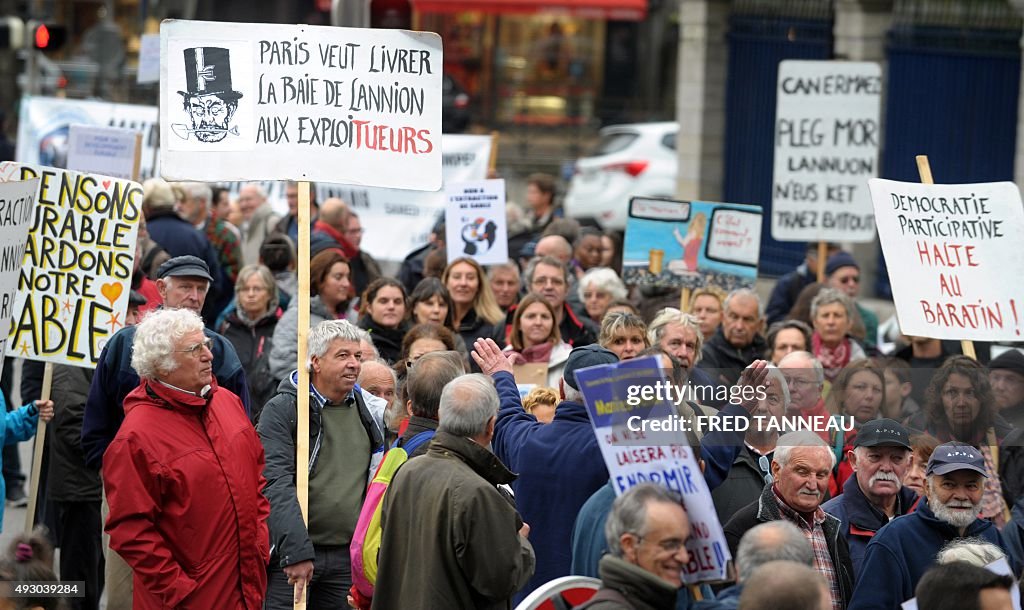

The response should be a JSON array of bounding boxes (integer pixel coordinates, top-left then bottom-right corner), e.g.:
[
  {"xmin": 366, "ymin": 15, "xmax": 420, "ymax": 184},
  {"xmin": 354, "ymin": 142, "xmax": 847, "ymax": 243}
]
[
  {"xmin": 758, "ymin": 454, "xmax": 774, "ymax": 484},
  {"xmin": 175, "ymin": 338, "xmax": 213, "ymax": 357},
  {"xmin": 634, "ymin": 534, "xmax": 688, "ymax": 554},
  {"xmin": 786, "ymin": 377, "xmax": 818, "ymax": 389}
]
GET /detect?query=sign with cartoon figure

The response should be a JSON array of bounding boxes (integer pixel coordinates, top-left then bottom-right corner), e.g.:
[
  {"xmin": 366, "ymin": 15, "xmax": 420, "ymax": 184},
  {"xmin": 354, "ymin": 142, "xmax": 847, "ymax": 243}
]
[
  {"xmin": 160, "ymin": 19, "xmax": 443, "ymax": 190},
  {"xmin": 622, "ymin": 197, "xmax": 762, "ymax": 293},
  {"xmin": 0, "ymin": 162, "xmax": 142, "ymax": 368},
  {"xmin": 0, "ymin": 179, "xmax": 39, "ymax": 364},
  {"xmin": 445, "ymin": 179, "xmax": 508, "ymax": 266}
]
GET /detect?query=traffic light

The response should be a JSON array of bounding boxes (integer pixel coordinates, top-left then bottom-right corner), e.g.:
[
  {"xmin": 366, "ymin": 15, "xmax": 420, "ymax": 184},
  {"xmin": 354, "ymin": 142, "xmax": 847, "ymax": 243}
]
[
  {"xmin": 29, "ymin": 21, "xmax": 66, "ymax": 52},
  {"xmin": 0, "ymin": 17, "xmax": 24, "ymax": 49}
]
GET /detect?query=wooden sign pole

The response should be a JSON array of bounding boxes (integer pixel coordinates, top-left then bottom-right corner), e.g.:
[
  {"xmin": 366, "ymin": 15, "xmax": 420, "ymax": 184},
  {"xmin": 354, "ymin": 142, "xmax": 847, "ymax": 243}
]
[
  {"xmin": 816, "ymin": 241, "xmax": 827, "ymax": 283},
  {"xmin": 294, "ymin": 181, "xmax": 312, "ymax": 609},
  {"xmin": 915, "ymin": 155, "xmax": 976, "ymax": 360},
  {"xmin": 488, "ymin": 130, "xmax": 500, "ymax": 175},
  {"xmin": 24, "ymin": 363, "xmax": 52, "ymax": 532}
]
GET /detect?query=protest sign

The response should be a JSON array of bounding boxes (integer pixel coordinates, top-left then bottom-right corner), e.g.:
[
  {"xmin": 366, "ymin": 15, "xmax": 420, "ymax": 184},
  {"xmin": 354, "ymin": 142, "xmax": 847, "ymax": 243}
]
[
  {"xmin": 216, "ymin": 134, "xmax": 491, "ymax": 262},
  {"xmin": 137, "ymin": 33, "xmax": 161, "ymax": 84},
  {"xmin": 66, "ymin": 125, "xmax": 139, "ymax": 179},
  {"xmin": 772, "ymin": 60, "xmax": 881, "ymax": 242},
  {"xmin": 0, "ymin": 180, "xmax": 39, "ymax": 365},
  {"xmin": 576, "ymin": 356, "xmax": 731, "ymax": 583},
  {"xmin": 0, "ymin": 163, "xmax": 142, "ymax": 367},
  {"xmin": 160, "ymin": 19, "xmax": 443, "ymax": 190},
  {"xmin": 16, "ymin": 96, "xmax": 159, "ymax": 180},
  {"xmin": 444, "ymin": 179, "xmax": 507, "ymax": 265},
  {"xmin": 869, "ymin": 179, "xmax": 1024, "ymax": 341},
  {"xmin": 622, "ymin": 197, "xmax": 761, "ymax": 294}
]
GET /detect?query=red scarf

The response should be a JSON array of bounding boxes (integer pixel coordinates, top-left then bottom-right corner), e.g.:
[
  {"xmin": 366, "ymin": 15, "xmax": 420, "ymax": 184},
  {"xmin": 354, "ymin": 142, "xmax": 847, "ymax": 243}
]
[
  {"xmin": 813, "ymin": 331, "xmax": 850, "ymax": 380},
  {"xmin": 313, "ymin": 220, "xmax": 358, "ymax": 260},
  {"xmin": 507, "ymin": 342, "xmax": 554, "ymax": 365}
]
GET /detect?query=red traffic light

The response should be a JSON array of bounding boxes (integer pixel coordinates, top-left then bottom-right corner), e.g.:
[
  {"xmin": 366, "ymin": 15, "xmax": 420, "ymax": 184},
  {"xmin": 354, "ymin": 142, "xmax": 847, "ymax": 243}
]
[
  {"xmin": 31, "ymin": 22, "xmax": 66, "ymax": 51},
  {"xmin": 34, "ymin": 24, "xmax": 48, "ymax": 48}
]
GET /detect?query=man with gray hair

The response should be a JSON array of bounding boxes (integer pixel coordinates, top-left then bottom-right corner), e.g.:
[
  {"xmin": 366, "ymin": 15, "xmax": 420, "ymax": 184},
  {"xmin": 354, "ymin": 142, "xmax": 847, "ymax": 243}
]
[
  {"xmin": 724, "ymin": 431, "xmax": 854, "ymax": 610},
  {"xmin": 237, "ymin": 183, "xmax": 280, "ymax": 266},
  {"xmin": 103, "ymin": 308, "xmax": 269, "ymax": 608},
  {"xmin": 391, "ymin": 351, "xmax": 465, "ymax": 457},
  {"xmin": 177, "ymin": 181, "xmax": 242, "ymax": 320},
  {"xmin": 373, "ymin": 374, "xmax": 534, "ymax": 608},
  {"xmin": 696, "ymin": 521, "xmax": 814, "ymax": 610},
  {"xmin": 521, "ymin": 254, "xmax": 597, "ymax": 347},
  {"xmin": 697, "ymin": 288, "xmax": 767, "ymax": 387},
  {"xmin": 258, "ymin": 320, "xmax": 386, "ymax": 608},
  {"xmin": 356, "ymin": 359, "xmax": 400, "ymax": 435},
  {"xmin": 584, "ymin": 483, "xmax": 691, "ymax": 608},
  {"xmin": 738, "ymin": 561, "xmax": 831, "ymax": 610},
  {"xmin": 778, "ymin": 351, "xmax": 830, "ymax": 443}
]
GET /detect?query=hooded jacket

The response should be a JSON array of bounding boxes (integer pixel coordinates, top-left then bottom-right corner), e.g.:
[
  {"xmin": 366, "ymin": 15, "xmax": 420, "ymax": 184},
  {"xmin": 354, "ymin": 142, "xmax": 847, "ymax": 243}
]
[
  {"xmin": 371, "ymin": 431, "xmax": 535, "ymax": 610},
  {"xmin": 491, "ymin": 370, "xmax": 609, "ymax": 603},
  {"xmin": 848, "ymin": 498, "xmax": 1012, "ymax": 610},
  {"xmin": 257, "ymin": 375, "xmax": 385, "ymax": 568},
  {"xmin": 821, "ymin": 472, "xmax": 919, "ymax": 579},
  {"xmin": 103, "ymin": 379, "xmax": 269, "ymax": 610},
  {"xmin": 81, "ymin": 323, "xmax": 250, "ymax": 470}
]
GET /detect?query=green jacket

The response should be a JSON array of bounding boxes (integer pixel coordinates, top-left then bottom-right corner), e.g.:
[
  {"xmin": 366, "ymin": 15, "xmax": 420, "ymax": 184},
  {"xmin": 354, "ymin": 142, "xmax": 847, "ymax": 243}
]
[
  {"xmin": 587, "ymin": 555, "xmax": 679, "ymax": 610},
  {"xmin": 372, "ymin": 431, "xmax": 535, "ymax": 610}
]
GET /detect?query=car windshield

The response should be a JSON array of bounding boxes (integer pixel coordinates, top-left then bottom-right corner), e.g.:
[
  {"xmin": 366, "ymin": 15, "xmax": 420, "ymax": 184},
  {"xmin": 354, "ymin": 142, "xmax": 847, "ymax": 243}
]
[{"xmin": 591, "ymin": 131, "xmax": 638, "ymax": 156}]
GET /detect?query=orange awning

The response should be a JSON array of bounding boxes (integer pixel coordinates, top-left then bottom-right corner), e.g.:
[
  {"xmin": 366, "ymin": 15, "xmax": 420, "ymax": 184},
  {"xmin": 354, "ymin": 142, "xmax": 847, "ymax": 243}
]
[{"xmin": 412, "ymin": 0, "xmax": 646, "ymax": 21}]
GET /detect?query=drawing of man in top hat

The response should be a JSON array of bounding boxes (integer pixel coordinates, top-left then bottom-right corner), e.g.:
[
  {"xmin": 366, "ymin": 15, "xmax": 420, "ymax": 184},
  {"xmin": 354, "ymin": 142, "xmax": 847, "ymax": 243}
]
[{"xmin": 178, "ymin": 47, "xmax": 243, "ymax": 143}]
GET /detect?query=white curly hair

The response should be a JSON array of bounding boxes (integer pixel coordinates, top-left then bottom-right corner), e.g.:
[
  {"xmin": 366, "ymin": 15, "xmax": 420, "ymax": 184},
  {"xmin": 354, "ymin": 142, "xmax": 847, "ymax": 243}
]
[{"xmin": 131, "ymin": 308, "xmax": 206, "ymax": 379}]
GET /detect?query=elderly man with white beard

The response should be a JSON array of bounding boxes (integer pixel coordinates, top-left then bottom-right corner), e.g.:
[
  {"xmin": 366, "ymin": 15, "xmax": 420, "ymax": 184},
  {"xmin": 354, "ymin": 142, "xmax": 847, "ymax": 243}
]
[
  {"xmin": 723, "ymin": 431, "xmax": 854, "ymax": 610},
  {"xmin": 849, "ymin": 442, "xmax": 1016, "ymax": 610},
  {"xmin": 821, "ymin": 419, "xmax": 917, "ymax": 579}
]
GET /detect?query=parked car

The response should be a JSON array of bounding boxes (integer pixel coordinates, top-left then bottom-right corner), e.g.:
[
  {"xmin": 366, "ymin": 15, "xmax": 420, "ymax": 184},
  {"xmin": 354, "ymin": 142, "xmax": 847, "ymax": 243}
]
[
  {"xmin": 442, "ymin": 73, "xmax": 471, "ymax": 133},
  {"xmin": 564, "ymin": 121, "xmax": 679, "ymax": 231}
]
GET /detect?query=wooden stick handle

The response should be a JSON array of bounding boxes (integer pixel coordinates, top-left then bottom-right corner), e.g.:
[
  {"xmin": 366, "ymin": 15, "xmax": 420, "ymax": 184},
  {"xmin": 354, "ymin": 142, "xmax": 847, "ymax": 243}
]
[
  {"xmin": 816, "ymin": 241, "xmax": 827, "ymax": 283},
  {"xmin": 24, "ymin": 362, "xmax": 53, "ymax": 532},
  {"xmin": 916, "ymin": 156, "xmax": 976, "ymax": 360},
  {"xmin": 294, "ymin": 181, "xmax": 312, "ymax": 610}
]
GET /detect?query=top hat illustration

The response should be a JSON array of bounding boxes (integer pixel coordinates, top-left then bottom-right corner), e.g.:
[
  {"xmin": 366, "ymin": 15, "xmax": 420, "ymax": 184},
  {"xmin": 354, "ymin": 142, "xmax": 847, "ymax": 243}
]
[{"xmin": 178, "ymin": 47, "xmax": 243, "ymax": 101}]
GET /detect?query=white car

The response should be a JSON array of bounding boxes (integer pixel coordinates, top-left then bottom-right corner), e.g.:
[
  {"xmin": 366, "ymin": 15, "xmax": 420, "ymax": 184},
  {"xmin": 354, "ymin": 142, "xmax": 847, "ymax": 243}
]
[{"xmin": 564, "ymin": 121, "xmax": 679, "ymax": 231}]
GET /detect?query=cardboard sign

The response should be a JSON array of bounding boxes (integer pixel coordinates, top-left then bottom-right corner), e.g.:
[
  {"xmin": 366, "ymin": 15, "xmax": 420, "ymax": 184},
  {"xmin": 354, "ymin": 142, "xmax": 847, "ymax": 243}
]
[
  {"xmin": 136, "ymin": 34, "xmax": 161, "ymax": 84},
  {"xmin": 66, "ymin": 125, "xmax": 139, "ymax": 180},
  {"xmin": 160, "ymin": 19, "xmax": 443, "ymax": 190},
  {"xmin": 0, "ymin": 179, "xmax": 40, "ymax": 365},
  {"xmin": 513, "ymin": 363, "xmax": 548, "ymax": 387},
  {"xmin": 0, "ymin": 163, "xmax": 142, "ymax": 367},
  {"xmin": 622, "ymin": 197, "xmax": 761, "ymax": 293},
  {"xmin": 575, "ymin": 356, "xmax": 731, "ymax": 583},
  {"xmin": 17, "ymin": 96, "xmax": 159, "ymax": 181},
  {"xmin": 772, "ymin": 60, "xmax": 881, "ymax": 242},
  {"xmin": 445, "ymin": 179, "xmax": 507, "ymax": 265},
  {"xmin": 869, "ymin": 179, "xmax": 1024, "ymax": 341}
]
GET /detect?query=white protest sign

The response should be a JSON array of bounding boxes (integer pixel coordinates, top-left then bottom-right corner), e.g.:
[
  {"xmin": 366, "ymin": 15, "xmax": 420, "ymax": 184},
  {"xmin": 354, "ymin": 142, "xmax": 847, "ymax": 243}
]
[
  {"xmin": 445, "ymin": 179, "xmax": 507, "ymax": 266},
  {"xmin": 869, "ymin": 179, "xmax": 1024, "ymax": 341},
  {"xmin": 216, "ymin": 134, "xmax": 492, "ymax": 262},
  {"xmin": 67, "ymin": 125, "xmax": 138, "ymax": 180},
  {"xmin": 17, "ymin": 96, "xmax": 159, "ymax": 180},
  {"xmin": 772, "ymin": 60, "xmax": 881, "ymax": 242},
  {"xmin": 0, "ymin": 180, "xmax": 39, "ymax": 365},
  {"xmin": 137, "ymin": 34, "xmax": 161, "ymax": 84},
  {"xmin": 707, "ymin": 208, "xmax": 761, "ymax": 266},
  {"xmin": 0, "ymin": 163, "xmax": 142, "ymax": 367},
  {"xmin": 576, "ymin": 356, "xmax": 731, "ymax": 583},
  {"xmin": 160, "ymin": 20, "xmax": 443, "ymax": 190}
]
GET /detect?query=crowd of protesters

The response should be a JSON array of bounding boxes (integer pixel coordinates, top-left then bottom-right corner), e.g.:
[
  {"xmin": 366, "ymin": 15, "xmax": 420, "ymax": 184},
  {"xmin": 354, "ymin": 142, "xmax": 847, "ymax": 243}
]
[{"xmin": 1, "ymin": 173, "xmax": 1023, "ymax": 610}]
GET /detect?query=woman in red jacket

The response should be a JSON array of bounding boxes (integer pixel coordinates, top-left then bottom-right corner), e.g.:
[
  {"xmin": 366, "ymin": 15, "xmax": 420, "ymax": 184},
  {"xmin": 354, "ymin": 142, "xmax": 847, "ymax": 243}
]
[{"xmin": 104, "ymin": 308, "xmax": 270, "ymax": 610}]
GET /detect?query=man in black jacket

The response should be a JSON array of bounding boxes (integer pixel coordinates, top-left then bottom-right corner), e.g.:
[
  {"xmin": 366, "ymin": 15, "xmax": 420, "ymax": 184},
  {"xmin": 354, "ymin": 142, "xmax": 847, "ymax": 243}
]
[
  {"xmin": 257, "ymin": 320, "xmax": 385, "ymax": 609},
  {"xmin": 724, "ymin": 431, "xmax": 854, "ymax": 610},
  {"xmin": 698, "ymin": 289, "xmax": 768, "ymax": 387}
]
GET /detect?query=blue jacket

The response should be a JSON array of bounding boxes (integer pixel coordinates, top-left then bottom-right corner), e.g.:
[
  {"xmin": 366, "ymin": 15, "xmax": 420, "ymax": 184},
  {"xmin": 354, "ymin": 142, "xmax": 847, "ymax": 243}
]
[
  {"xmin": 693, "ymin": 583, "xmax": 741, "ymax": 610},
  {"xmin": 821, "ymin": 472, "xmax": 919, "ymax": 580},
  {"xmin": 765, "ymin": 264, "xmax": 813, "ymax": 325},
  {"xmin": 0, "ymin": 394, "xmax": 40, "ymax": 531},
  {"xmin": 492, "ymin": 370, "xmax": 609, "ymax": 604},
  {"xmin": 849, "ymin": 499, "xmax": 1012, "ymax": 610},
  {"xmin": 81, "ymin": 324, "xmax": 250, "ymax": 470}
]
